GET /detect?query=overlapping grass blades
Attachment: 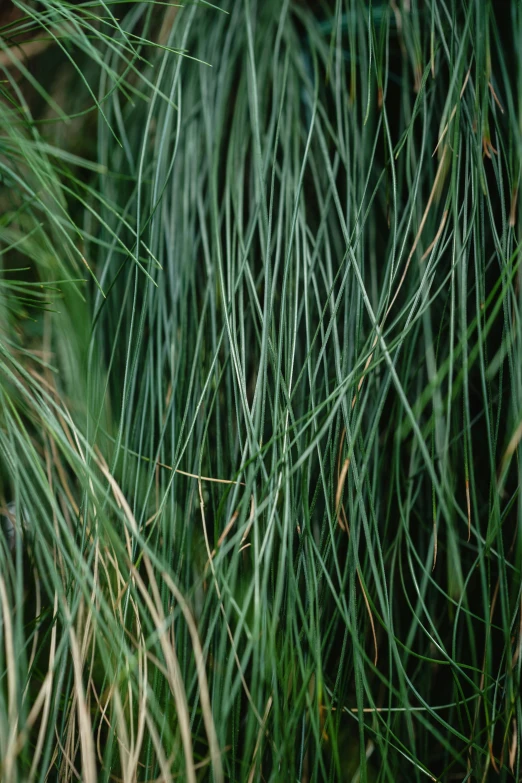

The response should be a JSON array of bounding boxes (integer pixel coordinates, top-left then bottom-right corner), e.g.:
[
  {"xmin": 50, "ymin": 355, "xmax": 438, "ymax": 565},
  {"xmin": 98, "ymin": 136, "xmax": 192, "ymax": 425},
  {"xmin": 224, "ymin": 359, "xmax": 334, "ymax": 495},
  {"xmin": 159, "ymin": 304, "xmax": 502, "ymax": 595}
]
[{"xmin": 0, "ymin": 1, "xmax": 521, "ymax": 780}]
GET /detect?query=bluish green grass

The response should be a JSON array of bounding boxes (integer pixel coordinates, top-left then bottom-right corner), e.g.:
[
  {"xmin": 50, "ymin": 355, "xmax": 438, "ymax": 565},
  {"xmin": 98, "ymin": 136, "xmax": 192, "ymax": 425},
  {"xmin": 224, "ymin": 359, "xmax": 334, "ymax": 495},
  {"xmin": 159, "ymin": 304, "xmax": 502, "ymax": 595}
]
[{"xmin": 0, "ymin": 1, "xmax": 521, "ymax": 781}]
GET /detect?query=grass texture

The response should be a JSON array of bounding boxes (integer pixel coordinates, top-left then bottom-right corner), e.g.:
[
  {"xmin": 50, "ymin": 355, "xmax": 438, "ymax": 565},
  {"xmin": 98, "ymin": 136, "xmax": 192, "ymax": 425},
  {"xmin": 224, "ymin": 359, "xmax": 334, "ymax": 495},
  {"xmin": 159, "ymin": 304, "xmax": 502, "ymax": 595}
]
[{"xmin": 0, "ymin": 1, "xmax": 521, "ymax": 781}]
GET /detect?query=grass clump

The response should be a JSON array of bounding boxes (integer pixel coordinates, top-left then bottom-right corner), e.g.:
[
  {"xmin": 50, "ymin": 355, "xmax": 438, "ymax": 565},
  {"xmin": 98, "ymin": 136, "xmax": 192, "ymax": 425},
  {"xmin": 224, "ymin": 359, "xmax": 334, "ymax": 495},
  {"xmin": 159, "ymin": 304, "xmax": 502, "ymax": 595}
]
[{"xmin": 0, "ymin": 1, "xmax": 521, "ymax": 781}]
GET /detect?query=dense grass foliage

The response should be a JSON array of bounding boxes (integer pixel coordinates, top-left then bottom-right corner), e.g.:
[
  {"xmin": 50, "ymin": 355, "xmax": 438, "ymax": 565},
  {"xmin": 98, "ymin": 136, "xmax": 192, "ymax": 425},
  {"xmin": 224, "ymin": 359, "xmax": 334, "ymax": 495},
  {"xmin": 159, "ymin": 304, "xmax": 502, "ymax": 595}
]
[{"xmin": 0, "ymin": 1, "xmax": 521, "ymax": 780}]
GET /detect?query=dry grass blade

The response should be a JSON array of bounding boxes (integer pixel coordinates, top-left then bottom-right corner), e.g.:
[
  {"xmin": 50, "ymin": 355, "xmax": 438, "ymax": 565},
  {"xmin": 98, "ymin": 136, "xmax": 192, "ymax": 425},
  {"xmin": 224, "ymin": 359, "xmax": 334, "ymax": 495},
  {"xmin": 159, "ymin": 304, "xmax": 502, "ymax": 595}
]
[
  {"xmin": 162, "ymin": 571, "xmax": 224, "ymax": 783},
  {"xmin": 0, "ymin": 575, "xmax": 18, "ymax": 779},
  {"xmin": 131, "ymin": 563, "xmax": 197, "ymax": 783}
]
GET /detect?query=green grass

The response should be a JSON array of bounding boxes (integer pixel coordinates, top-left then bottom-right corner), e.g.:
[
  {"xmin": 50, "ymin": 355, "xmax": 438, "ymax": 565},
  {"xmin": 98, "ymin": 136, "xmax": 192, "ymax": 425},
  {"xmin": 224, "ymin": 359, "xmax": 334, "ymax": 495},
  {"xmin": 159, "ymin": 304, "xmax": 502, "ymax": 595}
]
[{"xmin": 0, "ymin": 0, "xmax": 521, "ymax": 780}]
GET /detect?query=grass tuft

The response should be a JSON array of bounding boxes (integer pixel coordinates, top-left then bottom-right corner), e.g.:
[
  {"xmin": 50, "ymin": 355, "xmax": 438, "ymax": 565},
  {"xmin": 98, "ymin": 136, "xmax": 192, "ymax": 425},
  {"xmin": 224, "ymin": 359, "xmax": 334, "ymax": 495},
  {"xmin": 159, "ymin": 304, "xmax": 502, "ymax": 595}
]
[{"xmin": 0, "ymin": 1, "xmax": 521, "ymax": 781}]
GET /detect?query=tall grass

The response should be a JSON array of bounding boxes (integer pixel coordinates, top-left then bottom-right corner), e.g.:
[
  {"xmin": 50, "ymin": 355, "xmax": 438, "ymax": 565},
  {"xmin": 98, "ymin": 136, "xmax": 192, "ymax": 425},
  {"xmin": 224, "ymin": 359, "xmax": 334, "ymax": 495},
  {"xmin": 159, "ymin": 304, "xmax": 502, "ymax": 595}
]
[{"xmin": 0, "ymin": 1, "xmax": 521, "ymax": 780}]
